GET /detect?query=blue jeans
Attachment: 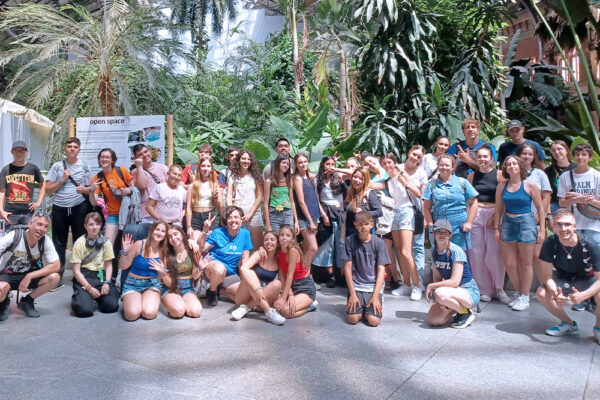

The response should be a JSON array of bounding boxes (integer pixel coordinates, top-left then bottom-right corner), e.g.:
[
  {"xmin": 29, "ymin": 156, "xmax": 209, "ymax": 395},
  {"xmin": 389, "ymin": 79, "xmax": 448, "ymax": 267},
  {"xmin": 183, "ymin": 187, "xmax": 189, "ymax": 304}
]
[
  {"xmin": 413, "ymin": 231, "xmax": 425, "ymax": 280},
  {"xmin": 577, "ymin": 229, "xmax": 600, "ymax": 247}
]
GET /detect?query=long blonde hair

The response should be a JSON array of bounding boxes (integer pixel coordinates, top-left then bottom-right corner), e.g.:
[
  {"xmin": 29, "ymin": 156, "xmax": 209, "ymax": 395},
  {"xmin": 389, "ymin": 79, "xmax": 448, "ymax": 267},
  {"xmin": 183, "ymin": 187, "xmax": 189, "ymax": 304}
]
[
  {"xmin": 191, "ymin": 158, "xmax": 217, "ymax": 205},
  {"xmin": 344, "ymin": 167, "xmax": 371, "ymax": 211}
]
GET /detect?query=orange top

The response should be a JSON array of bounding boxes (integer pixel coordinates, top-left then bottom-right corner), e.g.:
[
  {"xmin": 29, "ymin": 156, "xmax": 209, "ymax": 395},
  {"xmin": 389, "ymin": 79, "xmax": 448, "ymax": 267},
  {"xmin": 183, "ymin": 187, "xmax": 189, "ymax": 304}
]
[{"xmin": 93, "ymin": 167, "xmax": 133, "ymax": 215}]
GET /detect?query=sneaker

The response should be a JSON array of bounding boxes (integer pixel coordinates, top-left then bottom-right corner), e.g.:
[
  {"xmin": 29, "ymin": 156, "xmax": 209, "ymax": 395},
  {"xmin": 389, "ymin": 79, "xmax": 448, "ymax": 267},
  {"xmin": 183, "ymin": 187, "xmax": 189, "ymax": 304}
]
[
  {"xmin": 451, "ymin": 309, "xmax": 475, "ymax": 329},
  {"xmin": 389, "ymin": 280, "xmax": 401, "ymax": 291},
  {"xmin": 231, "ymin": 304, "xmax": 251, "ymax": 320},
  {"xmin": 206, "ymin": 289, "xmax": 218, "ymax": 307},
  {"xmin": 0, "ymin": 297, "xmax": 9, "ymax": 321},
  {"xmin": 586, "ymin": 301, "xmax": 597, "ymax": 314},
  {"xmin": 545, "ymin": 321, "xmax": 579, "ymax": 336},
  {"xmin": 307, "ymin": 300, "xmax": 319, "ymax": 312},
  {"xmin": 410, "ymin": 286, "xmax": 422, "ymax": 301},
  {"xmin": 265, "ymin": 308, "xmax": 286, "ymax": 325},
  {"xmin": 511, "ymin": 295, "xmax": 530, "ymax": 311},
  {"xmin": 480, "ymin": 294, "xmax": 492, "ymax": 302},
  {"xmin": 50, "ymin": 277, "xmax": 64, "ymax": 292},
  {"xmin": 593, "ymin": 327, "xmax": 600, "ymax": 344},
  {"xmin": 326, "ymin": 275, "xmax": 336, "ymax": 288},
  {"xmin": 494, "ymin": 289, "xmax": 511, "ymax": 305},
  {"xmin": 314, "ymin": 283, "xmax": 322, "ymax": 291},
  {"xmin": 391, "ymin": 285, "xmax": 411, "ymax": 297},
  {"xmin": 572, "ymin": 300, "xmax": 587, "ymax": 312},
  {"xmin": 17, "ymin": 295, "xmax": 40, "ymax": 318},
  {"xmin": 507, "ymin": 294, "xmax": 520, "ymax": 307}
]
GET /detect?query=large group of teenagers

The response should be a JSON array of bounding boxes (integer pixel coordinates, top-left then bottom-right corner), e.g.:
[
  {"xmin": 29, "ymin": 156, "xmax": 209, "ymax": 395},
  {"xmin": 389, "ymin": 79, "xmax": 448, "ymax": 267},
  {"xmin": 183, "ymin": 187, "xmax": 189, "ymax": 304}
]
[{"xmin": 1, "ymin": 117, "xmax": 600, "ymax": 340}]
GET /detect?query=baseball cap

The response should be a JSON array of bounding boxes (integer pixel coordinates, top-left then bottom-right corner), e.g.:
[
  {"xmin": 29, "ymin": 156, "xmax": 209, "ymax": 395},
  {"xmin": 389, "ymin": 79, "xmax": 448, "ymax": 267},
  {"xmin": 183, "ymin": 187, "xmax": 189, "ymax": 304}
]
[
  {"xmin": 433, "ymin": 219, "xmax": 453, "ymax": 232},
  {"xmin": 507, "ymin": 120, "xmax": 523, "ymax": 130},
  {"xmin": 11, "ymin": 140, "xmax": 28, "ymax": 150}
]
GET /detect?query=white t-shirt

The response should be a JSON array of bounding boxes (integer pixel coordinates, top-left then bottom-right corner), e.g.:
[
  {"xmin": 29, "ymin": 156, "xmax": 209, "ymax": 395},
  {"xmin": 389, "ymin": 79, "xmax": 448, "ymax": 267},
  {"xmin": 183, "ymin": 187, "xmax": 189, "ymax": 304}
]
[
  {"xmin": 387, "ymin": 165, "xmax": 427, "ymax": 208},
  {"xmin": 557, "ymin": 168, "xmax": 600, "ymax": 231},
  {"xmin": 0, "ymin": 231, "xmax": 59, "ymax": 274},
  {"xmin": 149, "ymin": 182, "xmax": 186, "ymax": 223},
  {"xmin": 420, "ymin": 154, "xmax": 439, "ymax": 180},
  {"xmin": 526, "ymin": 168, "xmax": 552, "ymax": 215}
]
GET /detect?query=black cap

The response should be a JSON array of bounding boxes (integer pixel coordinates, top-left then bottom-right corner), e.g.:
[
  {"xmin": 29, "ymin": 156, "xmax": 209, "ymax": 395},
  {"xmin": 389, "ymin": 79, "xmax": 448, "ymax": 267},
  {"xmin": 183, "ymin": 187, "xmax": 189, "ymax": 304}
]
[{"xmin": 507, "ymin": 120, "xmax": 523, "ymax": 130}]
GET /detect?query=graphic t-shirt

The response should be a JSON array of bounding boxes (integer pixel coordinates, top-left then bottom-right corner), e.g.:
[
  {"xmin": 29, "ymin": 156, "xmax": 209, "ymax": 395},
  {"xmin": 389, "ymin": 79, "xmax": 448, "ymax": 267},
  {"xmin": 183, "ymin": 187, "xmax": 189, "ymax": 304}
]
[
  {"xmin": 131, "ymin": 163, "xmax": 169, "ymax": 219},
  {"xmin": 47, "ymin": 160, "xmax": 91, "ymax": 207},
  {"xmin": 557, "ymin": 168, "xmax": 600, "ymax": 231},
  {"xmin": 341, "ymin": 234, "xmax": 390, "ymax": 293},
  {"xmin": 0, "ymin": 231, "xmax": 58, "ymax": 274},
  {"xmin": 93, "ymin": 167, "xmax": 133, "ymax": 215},
  {"xmin": 0, "ymin": 163, "xmax": 44, "ymax": 213},
  {"xmin": 539, "ymin": 234, "xmax": 600, "ymax": 280},
  {"xmin": 447, "ymin": 139, "xmax": 497, "ymax": 178},
  {"xmin": 207, "ymin": 227, "xmax": 253, "ymax": 275},
  {"xmin": 148, "ymin": 182, "xmax": 186, "ymax": 223},
  {"xmin": 70, "ymin": 235, "xmax": 115, "ymax": 272},
  {"xmin": 432, "ymin": 242, "xmax": 473, "ymax": 285}
]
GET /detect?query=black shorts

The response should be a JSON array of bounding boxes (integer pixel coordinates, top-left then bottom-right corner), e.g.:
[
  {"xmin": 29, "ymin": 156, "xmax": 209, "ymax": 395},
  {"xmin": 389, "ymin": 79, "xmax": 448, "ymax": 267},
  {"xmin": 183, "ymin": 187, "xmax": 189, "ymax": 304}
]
[
  {"xmin": 0, "ymin": 272, "xmax": 43, "ymax": 291},
  {"xmin": 347, "ymin": 290, "xmax": 383, "ymax": 318},
  {"xmin": 291, "ymin": 275, "xmax": 316, "ymax": 300},
  {"xmin": 548, "ymin": 271, "xmax": 596, "ymax": 296}
]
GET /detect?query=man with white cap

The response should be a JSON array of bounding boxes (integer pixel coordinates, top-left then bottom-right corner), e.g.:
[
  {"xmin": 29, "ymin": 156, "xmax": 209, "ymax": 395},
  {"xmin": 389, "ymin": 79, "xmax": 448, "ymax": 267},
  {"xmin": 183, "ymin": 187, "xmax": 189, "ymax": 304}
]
[
  {"xmin": 498, "ymin": 120, "xmax": 546, "ymax": 169},
  {"xmin": 0, "ymin": 141, "xmax": 46, "ymax": 229}
]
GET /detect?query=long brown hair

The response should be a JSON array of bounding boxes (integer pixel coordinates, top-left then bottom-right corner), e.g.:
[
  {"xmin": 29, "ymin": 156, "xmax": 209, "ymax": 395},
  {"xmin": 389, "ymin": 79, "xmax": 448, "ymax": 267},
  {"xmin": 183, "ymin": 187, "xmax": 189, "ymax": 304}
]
[
  {"xmin": 293, "ymin": 153, "xmax": 316, "ymax": 189},
  {"xmin": 344, "ymin": 167, "xmax": 371, "ymax": 211},
  {"xmin": 550, "ymin": 140, "xmax": 572, "ymax": 169},
  {"xmin": 278, "ymin": 224, "xmax": 305, "ymax": 265},
  {"xmin": 164, "ymin": 225, "xmax": 198, "ymax": 293},
  {"xmin": 191, "ymin": 158, "xmax": 217, "ymax": 205},
  {"xmin": 143, "ymin": 220, "xmax": 169, "ymax": 258}
]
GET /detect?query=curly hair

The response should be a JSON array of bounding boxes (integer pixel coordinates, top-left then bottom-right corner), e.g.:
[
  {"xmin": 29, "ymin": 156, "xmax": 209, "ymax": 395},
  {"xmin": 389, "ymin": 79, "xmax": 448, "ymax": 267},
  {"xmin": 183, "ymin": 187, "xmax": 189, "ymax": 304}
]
[
  {"xmin": 501, "ymin": 155, "xmax": 528, "ymax": 180},
  {"xmin": 164, "ymin": 225, "xmax": 198, "ymax": 294},
  {"xmin": 231, "ymin": 149, "xmax": 264, "ymax": 193},
  {"xmin": 316, "ymin": 156, "xmax": 342, "ymax": 197}
]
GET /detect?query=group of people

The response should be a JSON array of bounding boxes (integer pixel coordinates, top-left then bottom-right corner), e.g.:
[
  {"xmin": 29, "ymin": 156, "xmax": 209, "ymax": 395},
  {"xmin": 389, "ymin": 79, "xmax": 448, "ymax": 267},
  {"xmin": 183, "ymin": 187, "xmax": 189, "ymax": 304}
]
[{"xmin": 0, "ymin": 118, "xmax": 599, "ymax": 341}]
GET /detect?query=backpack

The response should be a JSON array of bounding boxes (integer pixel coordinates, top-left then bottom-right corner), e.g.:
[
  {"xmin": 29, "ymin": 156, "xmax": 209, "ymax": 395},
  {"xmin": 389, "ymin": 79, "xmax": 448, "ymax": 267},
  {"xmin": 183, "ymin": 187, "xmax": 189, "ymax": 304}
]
[
  {"xmin": 0, "ymin": 228, "xmax": 45, "ymax": 270},
  {"xmin": 366, "ymin": 188, "xmax": 395, "ymax": 236},
  {"xmin": 63, "ymin": 160, "xmax": 105, "ymax": 226}
]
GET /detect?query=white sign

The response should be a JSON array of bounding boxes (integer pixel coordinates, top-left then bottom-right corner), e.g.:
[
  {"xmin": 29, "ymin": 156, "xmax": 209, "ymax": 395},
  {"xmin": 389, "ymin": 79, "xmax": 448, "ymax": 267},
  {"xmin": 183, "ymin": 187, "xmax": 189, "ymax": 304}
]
[{"xmin": 76, "ymin": 115, "xmax": 165, "ymax": 174}]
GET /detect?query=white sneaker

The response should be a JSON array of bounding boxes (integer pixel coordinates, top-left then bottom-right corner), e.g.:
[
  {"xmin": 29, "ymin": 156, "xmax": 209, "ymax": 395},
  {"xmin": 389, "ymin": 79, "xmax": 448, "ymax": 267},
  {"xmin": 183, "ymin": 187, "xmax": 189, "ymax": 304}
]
[
  {"xmin": 314, "ymin": 283, "xmax": 322, "ymax": 291},
  {"xmin": 507, "ymin": 294, "xmax": 520, "ymax": 307},
  {"xmin": 395, "ymin": 285, "xmax": 412, "ymax": 296},
  {"xmin": 307, "ymin": 300, "xmax": 319, "ymax": 312},
  {"xmin": 494, "ymin": 289, "xmax": 511, "ymax": 305},
  {"xmin": 545, "ymin": 321, "xmax": 578, "ymax": 336},
  {"xmin": 511, "ymin": 295, "xmax": 530, "ymax": 311},
  {"xmin": 231, "ymin": 304, "xmax": 251, "ymax": 320},
  {"xmin": 265, "ymin": 308, "xmax": 286, "ymax": 325},
  {"xmin": 480, "ymin": 294, "xmax": 492, "ymax": 302},
  {"xmin": 410, "ymin": 286, "xmax": 422, "ymax": 301}
]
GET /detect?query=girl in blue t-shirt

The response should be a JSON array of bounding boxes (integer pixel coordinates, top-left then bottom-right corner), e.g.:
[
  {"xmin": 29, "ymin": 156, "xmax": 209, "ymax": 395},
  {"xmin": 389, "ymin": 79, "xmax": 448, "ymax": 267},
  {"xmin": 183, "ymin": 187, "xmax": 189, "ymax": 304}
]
[{"xmin": 426, "ymin": 220, "xmax": 480, "ymax": 329}]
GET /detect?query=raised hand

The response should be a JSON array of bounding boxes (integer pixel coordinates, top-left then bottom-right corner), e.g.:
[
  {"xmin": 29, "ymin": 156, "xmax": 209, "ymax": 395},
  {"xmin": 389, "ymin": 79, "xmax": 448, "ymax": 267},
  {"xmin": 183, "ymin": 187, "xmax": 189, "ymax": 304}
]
[
  {"xmin": 121, "ymin": 233, "xmax": 134, "ymax": 252},
  {"xmin": 204, "ymin": 212, "xmax": 216, "ymax": 232},
  {"xmin": 148, "ymin": 258, "xmax": 166, "ymax": 275}
]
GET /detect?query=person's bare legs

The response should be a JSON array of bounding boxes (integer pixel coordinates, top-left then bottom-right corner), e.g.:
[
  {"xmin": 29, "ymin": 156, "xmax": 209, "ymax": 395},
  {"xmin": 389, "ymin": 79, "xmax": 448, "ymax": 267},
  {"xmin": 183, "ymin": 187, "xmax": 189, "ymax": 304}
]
[
  {"xmin": 278, "ymin": 293, "xmax": 313, "ymax": 319},
  {"xmin": 123, "ymin": 291, "xmax": 142, "ymax": 321},
  {"xmin": 427, "ymin": 303, "xmax": 454, "ymax": 326},
  {"xmin": 383, "ymin": 237, "xmax": 400, "ymax": 283},
  {"xmin": 300, "ymin": 228, "xmax": 318, "ymax": 271},
  {"xmin": 162, "ymin": 292, "xmax": 186, "ymax": 318},
  {"xmin": 104, "ymin": 224, "xmax": 119, "ymax": 248},
  {"xmin": 0, "ymin": 282, "xmax": 9, "ymax": 302},
  {"xmin": 394, "ymin": 229, "xmax": 419, "ymax": 287},
  {"xmin": 249, "ymin": 227, "xmax": 264, "ymax": 254},
  {"xmin": 536, "ymin": 286, "xmax": 572, "ymax": 323},
  {"xmin": 141, "ymin": 290, "xmax": 161, "ymax": 320},
  {"xmin": 183, "ymin": 292, "xmax": 202, "ymax": 317},
  {"xmin": 433, "ymin": 287, "xmax": 474, "ymax": 312},
  {"xmin": 205, "ymin": 261, "xmax": 226, "ymax": 291},
  {"xmin": 502, "ymin": 242, "xmax": 520, "ymax": 295},
  {"xmin": 516, "ymin": 242, "xmax": 536, "ymax": 295},
  {"xmin": 28, "ymin": 273, "xmax": 60, "ymax": 299}
]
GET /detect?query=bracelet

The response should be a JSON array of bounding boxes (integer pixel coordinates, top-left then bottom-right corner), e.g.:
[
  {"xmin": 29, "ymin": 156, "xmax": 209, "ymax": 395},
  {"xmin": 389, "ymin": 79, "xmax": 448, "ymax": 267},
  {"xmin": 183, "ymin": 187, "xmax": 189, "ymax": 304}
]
[
  {"xmin": 119, "ymin": 249, "xmax": 129, "ymax": 255},
  {"xmin": 160, "ymin": 269, "xmax": 167, "ymax": 276},
  {"xmin": 103, "ymin": 281, "xmax": 110, "ymax": 285}
]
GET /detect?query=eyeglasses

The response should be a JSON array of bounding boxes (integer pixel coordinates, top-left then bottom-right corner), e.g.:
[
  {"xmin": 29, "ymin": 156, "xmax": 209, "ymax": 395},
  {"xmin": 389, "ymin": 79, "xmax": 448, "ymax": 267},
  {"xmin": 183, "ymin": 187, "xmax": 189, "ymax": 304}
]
[{"xmin": 33, "ymin": 211, "xmax": 50, "ymax": 218}]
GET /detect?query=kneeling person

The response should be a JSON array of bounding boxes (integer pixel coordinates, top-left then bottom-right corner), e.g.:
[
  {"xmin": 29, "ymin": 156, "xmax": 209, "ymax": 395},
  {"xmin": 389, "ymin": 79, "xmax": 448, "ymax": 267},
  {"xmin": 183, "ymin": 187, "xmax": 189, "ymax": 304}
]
[
  {"xmin": 71, "ymin": 212, "xmax": 119, "ymax": 317},
  {"xmin": 0, "ymin": 212, "xmax": 60, "ymax": 320},
  {"xmin": 426, "ymin": 219, "xmax": 480, "ymax": 329},
  {"xmin": 343, "ymin": 211, "xmax": 390, "ymax": 327},
  {"xmin": 536, "ymin": 208, "xmax": 600, "ymax": 341}
]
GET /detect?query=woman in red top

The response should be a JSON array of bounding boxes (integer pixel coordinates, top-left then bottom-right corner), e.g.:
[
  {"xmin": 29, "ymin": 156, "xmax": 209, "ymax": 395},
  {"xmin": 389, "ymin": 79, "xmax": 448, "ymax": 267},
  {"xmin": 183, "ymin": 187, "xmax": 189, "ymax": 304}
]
[{"xmin": 274, "ymin": 225, "xmax": 317, "ymax": 318}]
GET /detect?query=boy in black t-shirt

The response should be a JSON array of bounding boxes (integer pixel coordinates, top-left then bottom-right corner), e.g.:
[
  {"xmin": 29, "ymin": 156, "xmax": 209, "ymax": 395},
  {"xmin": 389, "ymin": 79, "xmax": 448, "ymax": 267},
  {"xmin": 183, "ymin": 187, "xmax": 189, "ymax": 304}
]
[
  {"xmin": 342, "ymin": 211, "xmax": 390, "ymax": 327},
  {"xmin": 536, "ymin": 209, "xmax": 600, "ymax": 342}
]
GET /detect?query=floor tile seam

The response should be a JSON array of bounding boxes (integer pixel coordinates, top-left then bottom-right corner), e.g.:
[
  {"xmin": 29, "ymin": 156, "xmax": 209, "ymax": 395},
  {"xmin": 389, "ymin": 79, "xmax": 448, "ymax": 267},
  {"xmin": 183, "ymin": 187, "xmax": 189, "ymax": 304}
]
[{"xmin": 582, "ymin": 345, "xmax": 598, "ymax": 400}]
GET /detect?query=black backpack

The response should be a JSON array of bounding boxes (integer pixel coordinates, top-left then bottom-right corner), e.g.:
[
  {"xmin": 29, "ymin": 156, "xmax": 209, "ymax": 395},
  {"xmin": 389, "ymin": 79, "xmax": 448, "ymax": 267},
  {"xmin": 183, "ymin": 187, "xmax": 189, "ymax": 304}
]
[{"xmin": 0, "ymin": 228, "xmax": 45, "ymax": 269}]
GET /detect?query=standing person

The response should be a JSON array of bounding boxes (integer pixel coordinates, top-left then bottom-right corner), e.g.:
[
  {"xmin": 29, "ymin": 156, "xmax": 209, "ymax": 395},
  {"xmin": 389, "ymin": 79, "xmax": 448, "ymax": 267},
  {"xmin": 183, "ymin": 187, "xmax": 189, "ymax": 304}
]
[
  {"xmin": 0, "ymin": 212, "xmax": 60, "ymax": 320},
  {"xmin": 217, "ymin": 146, "xmax": 240, "ymax": 204},
  {"xmin": 0, "ymin": 141, "xmax": 45, "ymax": 228},
  {"xmin": 545, "ymin": 140, "xmax": 575, "ymax": 215},
  {"xmin": 130, "ymin": 144, "xmax": 169, "ymax": 236},
  {"xmin": 343, "ymin": 167, "xmax": 383, "ymax": 239},
  {"xmin": 230, "ymin": 231, "xmax": 286, "ymax": 325},
  {"xmin": 313, "ymin": 156, "xmax": 346, "ymax": 288},
  {"xmin": 292, "ymin": 153, "xmax": 322, "ymax": 269},
  {"xmin": 426, "ymin": 220, "xmax": 480, "ymax": 329},
  {"xmin": 274, "ymin": 225, "xmax": 317, "ymax": 318},
  {"xmin": 422, "ymin": 154, "xmax": 479, "ymax": 250},
  {"xmin": 180, "ymin": 143, "xmax": 215, "ymax": 189},
  {"xmin": 363, "ymin": 154, "xmax": 389, "ymax": 187},
  {"xmin": 118, "ymin": 221, "xmax": 168, "ymax": 321},
  {"xmin": 262, "ymin": 138, "xmax": 293, "ymax": 180},
  {"xmin": 447, "ymin": 118, "xmax": 497, "ymax": 178},
  {"xmin": 421, "ymin": 136, "xmax": 450, "ymax": 180},
  {"xmin": 467, "ymin": 145, "xmax": 509, "ymax": 303},
  {"xmin": 264, "ymin": 155, "xmax": 297, "ymax": 234},
  {"xmin": 70, "ymin": 212, "xmax": 119, "ymax": 317},
  {"xmin": 536, "ymin": 209, "xmax": 600, "ymax": 341},
  {"xmin": 498, "ymin": 120, "xmax": 546, "ymax": 169},
  {"xmin": 227, "ymin": 149, "xmax": 264, "ymax": 251},
  {"xmin": 46, "ymin": 137, "xmax": 92, "ymax": 288},
  {"xmin": 146, "ymin": 165, "xmax": 187, "ymax": 225},
  {"xmin": 343, "ymin": 211, "xmax": 389, "ymax": 327},
  {"xmin": 91, "ymin": 148, "xmax": 133, "ymax": 249},
  {"xmin": 186, "ymin": 158, "xmax": 221, "ymax": 240},
  {"xmin": 494, "ymin": 155, "xmax": 545, "ymax": 311}
]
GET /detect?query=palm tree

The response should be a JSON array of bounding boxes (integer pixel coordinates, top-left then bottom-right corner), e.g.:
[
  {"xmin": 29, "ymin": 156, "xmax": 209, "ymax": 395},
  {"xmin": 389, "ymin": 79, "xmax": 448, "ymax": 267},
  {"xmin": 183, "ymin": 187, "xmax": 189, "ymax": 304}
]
[{"xmin": 0, "ymin": 0, "xmax": 189, "ymax": 122}]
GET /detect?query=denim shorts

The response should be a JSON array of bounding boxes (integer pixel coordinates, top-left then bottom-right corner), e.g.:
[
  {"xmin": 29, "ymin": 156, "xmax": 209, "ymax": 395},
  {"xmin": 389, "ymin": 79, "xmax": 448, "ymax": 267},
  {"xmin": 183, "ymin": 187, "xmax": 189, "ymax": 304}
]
[
  {"xmin": 576, "ymin": 229, "xmax": 600, "ymax": 248},
  {"xmin": 242, "ymin": 209, "xmax": 264, "ymax": 229},
  {"xmin": 106, "ymin": 213, "xmax": 119, "ymax": 226},
  {"xmin": 269, "ymin": 207, "xmax": 293, "ymax": 232},
  {"xmin": 501, "ymin": 213, "xmax": 537, "ymax": 243},
  {"xmin": 121, "ymin": 275, "xmax": 161, "ymax": 298},
  {"xmin": 299, "ymin": 217, "xmax": 319, "ymax": 230},
  {"xmin": 161, "ymin": 278, "xmax": 196, "ymax": 296},
  {"xmin": 392, "ymin": 206, "xmax": 414, "ymax": 231},
  {"xmin": 460, "ymin": 278, "xmax": 480, "ymax": 307}
]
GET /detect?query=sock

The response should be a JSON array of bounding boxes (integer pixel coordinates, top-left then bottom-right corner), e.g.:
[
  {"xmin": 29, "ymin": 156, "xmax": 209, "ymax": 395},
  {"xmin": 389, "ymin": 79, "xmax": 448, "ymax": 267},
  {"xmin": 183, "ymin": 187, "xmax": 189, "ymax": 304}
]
[{"xmin": 458, "ymin": 308, "xmax": 469, "ymax": 315}]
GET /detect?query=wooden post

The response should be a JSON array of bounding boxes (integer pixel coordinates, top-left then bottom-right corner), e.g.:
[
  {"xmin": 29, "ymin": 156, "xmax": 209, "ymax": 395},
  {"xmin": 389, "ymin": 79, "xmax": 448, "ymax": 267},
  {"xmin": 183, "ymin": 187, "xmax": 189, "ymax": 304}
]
[
  {"xmin": 69, "ymin": 117, "xmax": 76, "ymax": 137},
  {"xmin": 166, "ymin": 114, "xmax": 174, "ymax": 166}
]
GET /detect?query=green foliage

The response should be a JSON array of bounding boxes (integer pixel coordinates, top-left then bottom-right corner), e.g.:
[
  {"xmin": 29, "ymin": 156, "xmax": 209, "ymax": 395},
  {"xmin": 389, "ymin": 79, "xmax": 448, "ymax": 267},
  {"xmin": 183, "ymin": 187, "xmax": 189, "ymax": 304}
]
[{"xmin": 173, "ymin": 122, "xmax": 237, "ymax": 166}]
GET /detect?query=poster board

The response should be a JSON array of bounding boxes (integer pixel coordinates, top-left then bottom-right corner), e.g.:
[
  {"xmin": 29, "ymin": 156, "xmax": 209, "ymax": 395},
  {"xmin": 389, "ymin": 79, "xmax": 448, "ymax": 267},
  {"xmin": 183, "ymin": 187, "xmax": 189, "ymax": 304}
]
[{"xmin": 76, "ymin": 115, "xmax": 165, "ymax": 174}]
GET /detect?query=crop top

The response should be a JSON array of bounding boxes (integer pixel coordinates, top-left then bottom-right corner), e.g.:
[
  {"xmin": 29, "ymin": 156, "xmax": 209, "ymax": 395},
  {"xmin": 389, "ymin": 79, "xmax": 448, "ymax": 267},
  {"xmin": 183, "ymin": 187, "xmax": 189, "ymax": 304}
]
[
  {"xmin": 472, "ymin": 169, "xmax": 497, "ymax": 203},
  {"xmin": 270, "ymin": 184, "xmax": 291, "ymax": 209},
  {"xmin": 192, "ymin": 181, "xmax": 213, "ymax": 208},
  {"xmin": 278, "ymin": 250, "xmax": 308, "ymax": 281},
  {"xmin": 129, "ymin": 241, "xmax": 159, "ymax": 277},
  {"xmin": 502, "ymin": 182, "xmax": 531, "ymax": 214},
  {"xmin": 175, "ymin": 255, "xmax": 194, "ymax": 278},
  {"xmin": 254, "ymin": 265, "xmax": 278, "ymax": 283}
]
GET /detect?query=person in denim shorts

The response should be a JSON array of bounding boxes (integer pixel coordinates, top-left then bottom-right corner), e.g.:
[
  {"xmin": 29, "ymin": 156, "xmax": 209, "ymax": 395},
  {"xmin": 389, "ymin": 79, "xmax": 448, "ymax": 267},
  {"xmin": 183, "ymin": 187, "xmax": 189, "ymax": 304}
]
[
  {"xmin": 494, "ymin": 156, "xmax": 545, "ymax": 311},
  {"xmin": 264, "ymin": 155, "xmax": 297, "ymax": 234}
]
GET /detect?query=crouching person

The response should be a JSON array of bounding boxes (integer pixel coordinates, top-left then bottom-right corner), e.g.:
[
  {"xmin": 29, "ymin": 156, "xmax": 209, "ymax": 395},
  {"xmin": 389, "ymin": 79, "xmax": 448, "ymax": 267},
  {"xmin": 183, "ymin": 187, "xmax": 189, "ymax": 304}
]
[
  {"xmin": 426, "ymin": 219, "xmax": 480, "ymax": 329},
  {"xmin": 71, "ymin": 212, "xmax": 119, "ymax": 317},
  {"xmin": 0, "ymin": 211, "xmax": 60, "ymax": 320},
  {"xmin": 343, "ymin": 211, "xmax": 390, "ymax": 327}
]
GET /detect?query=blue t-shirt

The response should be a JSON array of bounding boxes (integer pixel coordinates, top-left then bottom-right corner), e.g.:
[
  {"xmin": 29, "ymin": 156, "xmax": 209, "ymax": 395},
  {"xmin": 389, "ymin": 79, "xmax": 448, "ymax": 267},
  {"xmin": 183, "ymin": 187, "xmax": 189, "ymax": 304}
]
[
  {"xmin": 498, "ymin": 139, "xmax": 546, "ymax": 164},
  {"xmin": 432, "ymin": 242, "xmax": 473, "ymax": 285},
  {"xmin": 422, "ymin": 175, "xmax": 478, "ymax": 222},
  {"xmin": 447, "ymin": 139, "xmax": 497, "ymax": 178},
  {"xmin": 207, "ymin": 227, "xmax": 253, "ymax": 275}
]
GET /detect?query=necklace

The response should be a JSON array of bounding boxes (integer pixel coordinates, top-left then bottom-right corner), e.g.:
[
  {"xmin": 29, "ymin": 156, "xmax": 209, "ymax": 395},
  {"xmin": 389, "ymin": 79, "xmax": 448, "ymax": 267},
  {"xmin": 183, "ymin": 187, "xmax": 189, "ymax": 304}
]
[
  {"xmin": 560, "ymin": 242, "xmax": 577, "ymax": 259},
  {"xmin": 176, "ymin": 251, "xmax": 187, "ymax": 263}
]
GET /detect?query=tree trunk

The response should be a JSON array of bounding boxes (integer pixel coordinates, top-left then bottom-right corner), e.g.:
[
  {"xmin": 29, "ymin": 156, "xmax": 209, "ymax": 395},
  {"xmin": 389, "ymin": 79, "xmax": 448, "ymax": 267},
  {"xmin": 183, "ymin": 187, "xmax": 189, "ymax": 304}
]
[
  {"xmin": 290, "ymin": 4, "xmax": 301, "ymax": 100},
  {"xmin": 98, "ymin": 74, "xmax": 116, "ymax": 116},
  {"xmin": 338, "ymin": 45, "xmax": 349, "ymax": 134}
]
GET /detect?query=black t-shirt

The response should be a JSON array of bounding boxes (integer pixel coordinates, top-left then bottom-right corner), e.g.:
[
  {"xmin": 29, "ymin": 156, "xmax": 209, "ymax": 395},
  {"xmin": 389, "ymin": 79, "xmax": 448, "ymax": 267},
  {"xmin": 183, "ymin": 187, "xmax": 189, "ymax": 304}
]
[
  {"xmin": 544, "ymin": 163, "xmax": 576, "ymax": 205},
  {"xmin": 0, "ymin": 163, "xmax": 44, "ymax": 213},
  {"xmin": 539, "ymin": 234, "xmax": 600, "ymax": 280}
]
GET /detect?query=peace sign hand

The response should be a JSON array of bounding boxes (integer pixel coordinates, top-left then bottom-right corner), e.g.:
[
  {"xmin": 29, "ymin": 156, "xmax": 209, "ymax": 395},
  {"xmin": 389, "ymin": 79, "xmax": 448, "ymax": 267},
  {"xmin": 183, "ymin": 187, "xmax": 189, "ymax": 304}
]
[{"xmin": 203, "ymin": 212, "xmax": 216, "ymax": 233}]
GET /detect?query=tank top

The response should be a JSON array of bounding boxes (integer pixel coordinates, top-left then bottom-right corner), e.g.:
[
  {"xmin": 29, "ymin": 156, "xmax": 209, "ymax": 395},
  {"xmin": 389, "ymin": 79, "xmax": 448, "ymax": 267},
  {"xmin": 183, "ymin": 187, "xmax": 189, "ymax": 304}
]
[
  {"xmin": 294, "ymin": 176, "xmax": 320, "ymax": 221},
  {"xmin": 254, "ymin": 265, "xmax": 278, "ymax": 283},
  {"xmin": 129, "ymin": 241, "xmax": 159, "ymax": 277},
  {"xmin": 472, "ymin": 169, "xmax": 498, "ymax": 203},
  {"xmin": 232, "ymin": 174, "xmax": 257, "ymax": 211},
  {"xmin": 270, "ymin": 184, "xmax": 291, "ymax": 209},
  {"xmin": 192, "ymin": 181, "xmax": 213, "ymax": 208},
  {"xmin": 278, "ymin": 250, "xmax": 308, "ymax": 281},
  {"xmin": 502, "ymin": 181, "xmax": 531, "ymax": 214},
  {"xmin": 175, "ymin": 255, "xmax": 194, "ymax": 278},
  {"xmin": 319, "ymin": 181, "xmax": 344, "ymax": 206}
]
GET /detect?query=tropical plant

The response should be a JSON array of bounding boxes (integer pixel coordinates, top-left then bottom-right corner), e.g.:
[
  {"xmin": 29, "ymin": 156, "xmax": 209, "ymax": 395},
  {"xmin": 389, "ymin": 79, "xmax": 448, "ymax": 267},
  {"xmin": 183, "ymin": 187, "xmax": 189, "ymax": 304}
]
[{"xmin": 173, "ymin": 121, "xmax": 238, "ymax": 166}]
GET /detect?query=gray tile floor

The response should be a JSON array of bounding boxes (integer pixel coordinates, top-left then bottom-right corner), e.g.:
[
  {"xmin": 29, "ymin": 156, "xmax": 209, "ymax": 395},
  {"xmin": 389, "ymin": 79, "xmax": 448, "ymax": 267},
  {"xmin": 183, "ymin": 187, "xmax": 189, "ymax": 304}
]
[{"xmin": 2, "ymin": 271, "xmax": 599, "ymax": 400}]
